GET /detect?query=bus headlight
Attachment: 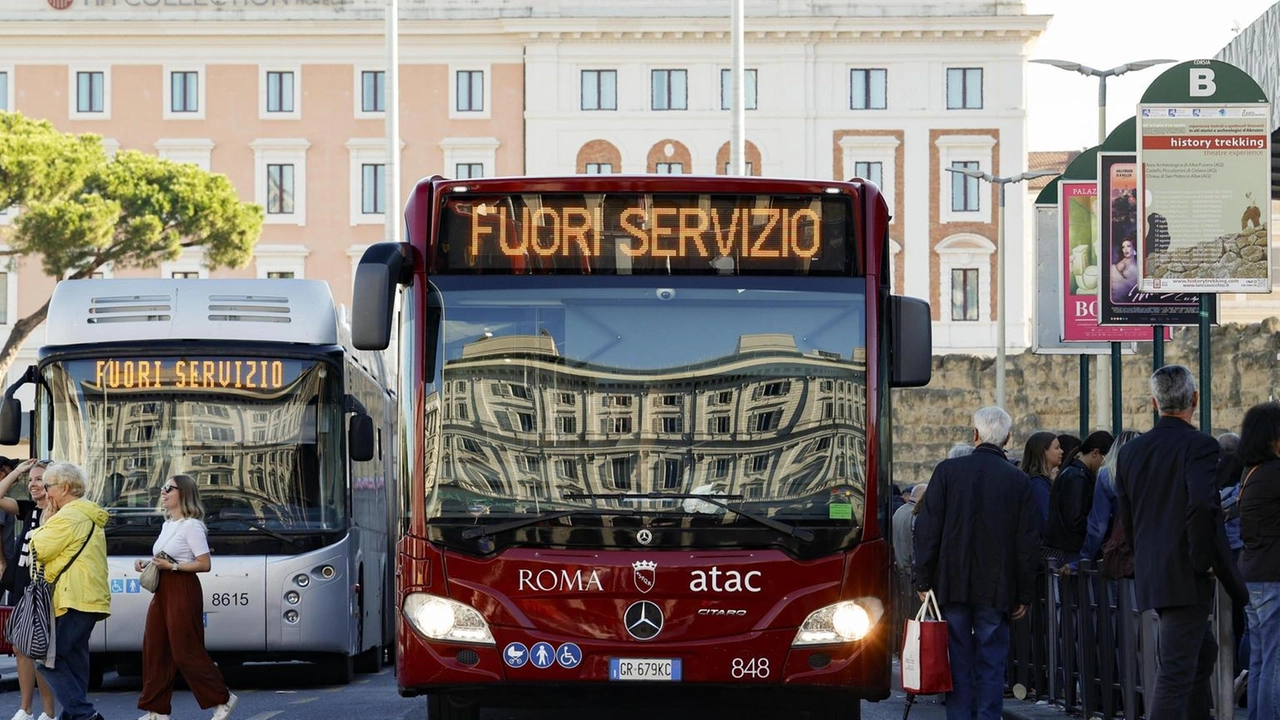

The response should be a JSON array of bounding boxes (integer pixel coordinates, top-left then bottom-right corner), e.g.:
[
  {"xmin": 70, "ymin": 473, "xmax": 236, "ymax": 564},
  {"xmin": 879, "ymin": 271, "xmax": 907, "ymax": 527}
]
[
  {"xmin": 402, "ymin": 592, "xmax": 495, "ymax": 646},
  {"xmin": 792, "ymin": 597, "xmax": 884, "ymax": 646}
]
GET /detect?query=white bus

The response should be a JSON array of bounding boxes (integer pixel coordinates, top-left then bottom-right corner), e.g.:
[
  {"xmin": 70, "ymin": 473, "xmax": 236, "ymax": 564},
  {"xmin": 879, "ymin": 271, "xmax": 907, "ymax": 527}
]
[{"xmin": 0, "ymin": 278, "xmax": 397, "ymax": 685}]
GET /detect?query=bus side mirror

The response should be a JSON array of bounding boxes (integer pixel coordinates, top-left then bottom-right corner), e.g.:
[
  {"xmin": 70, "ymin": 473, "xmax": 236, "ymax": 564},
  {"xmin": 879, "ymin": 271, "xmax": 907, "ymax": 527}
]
[
  {"xmin": 349, "ymin": 413, "xmax": 375, "ymax": 462},
  {"xmin": 0, "ymin": 366, "xmax": 36, "ymax": 446},
  {"xmin": 353, "ymin": 242, "xmax": 415, "ymax": 351},
  {"xmin": 0, "ymin": 398, "xmax": 21, "ymax": 446},
  {"xmin": 889, "ymin": 295, "xmax": 932, "ymax": 388}
]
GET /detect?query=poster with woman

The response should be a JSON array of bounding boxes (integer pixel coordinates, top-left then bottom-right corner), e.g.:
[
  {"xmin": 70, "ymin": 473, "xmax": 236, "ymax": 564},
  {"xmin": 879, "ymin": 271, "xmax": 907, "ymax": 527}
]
[{"xmin": 1097, "ymin": 152, "xmax": 1207, "ymax": 326}]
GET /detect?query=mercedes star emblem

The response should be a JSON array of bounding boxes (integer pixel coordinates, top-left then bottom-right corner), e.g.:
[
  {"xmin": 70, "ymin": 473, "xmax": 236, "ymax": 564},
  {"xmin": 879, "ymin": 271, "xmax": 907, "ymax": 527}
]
[
  {"xmin": 624, "ymin": 600, "xmax": 664, "ymax": 641},
  {"xmin": 637, "ymin": 529, "xmax": 653, "ymax": 546}
]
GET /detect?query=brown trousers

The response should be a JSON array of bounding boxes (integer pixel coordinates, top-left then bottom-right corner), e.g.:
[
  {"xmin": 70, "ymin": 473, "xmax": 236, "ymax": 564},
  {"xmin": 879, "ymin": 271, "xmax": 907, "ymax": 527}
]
[{"xmin": 137, "ymin": 570, "xmax": 231, "ymax": 714}]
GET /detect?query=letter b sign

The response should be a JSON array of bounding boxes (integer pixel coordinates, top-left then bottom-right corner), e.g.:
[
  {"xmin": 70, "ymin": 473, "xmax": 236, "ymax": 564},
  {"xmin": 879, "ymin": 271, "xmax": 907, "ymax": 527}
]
[{"xmin": 1190, "ymin": 69, "xmax": 1216, "ymax": 97}]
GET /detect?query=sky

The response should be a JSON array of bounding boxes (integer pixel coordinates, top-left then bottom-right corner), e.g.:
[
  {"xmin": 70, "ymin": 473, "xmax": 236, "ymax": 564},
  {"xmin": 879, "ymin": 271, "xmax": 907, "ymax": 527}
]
[{"xmin": 1025, "ymin": 0, "xmax": 1276, "ymax": 152}]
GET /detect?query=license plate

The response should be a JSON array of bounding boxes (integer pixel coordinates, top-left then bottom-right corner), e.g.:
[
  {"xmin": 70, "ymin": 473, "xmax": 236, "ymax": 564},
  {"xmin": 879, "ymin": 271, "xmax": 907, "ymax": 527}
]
[{"xmin": 609, "ymin": 658, "xmax": 682, "ymax": 681}]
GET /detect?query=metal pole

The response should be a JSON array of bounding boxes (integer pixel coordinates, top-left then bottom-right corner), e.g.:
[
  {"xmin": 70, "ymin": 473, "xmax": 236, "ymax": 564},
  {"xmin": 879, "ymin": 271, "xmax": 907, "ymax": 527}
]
[
  {"xmin": 385, "ymin": 0, "xmax": 400, "ymax": 243},
  {"xmin": 1111, "ymin": 342, "xmax": 1122, "ymax": 433},
  {"xmin": 1152, "ymin": 325, "xmax": 1164, "ymax": 425},
  {"xmin": 1098, "ymin": 73, "xmax": 1123, "ymax": 435},
  {"xmin": 1200, "ymin": 295, "xmax": 1212, "ymax": 431},
  {"xmin": 997, "ymin": 182, "xmax": 1006, "ymax": 408},
  {"xmin": 1091, "ymin": 73, "xmax": 1114, "ymax": 434},
  {"xmin": 1080, "ymin": 355, "xmax": 1089, "ymax": 439},
  {"xmin": 730, "ymin": 0, "xmax": 745, "ymax": 176},
  {"xmin": 1098, "ymin": 75, "xmax": 1108, "ymax": 146}
]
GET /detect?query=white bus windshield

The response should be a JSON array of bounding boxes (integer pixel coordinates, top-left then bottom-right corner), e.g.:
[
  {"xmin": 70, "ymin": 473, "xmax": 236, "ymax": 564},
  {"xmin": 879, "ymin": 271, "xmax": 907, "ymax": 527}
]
[{"xmin": 42, "ymin": 357, "xmax": 346, "ymax": 531}]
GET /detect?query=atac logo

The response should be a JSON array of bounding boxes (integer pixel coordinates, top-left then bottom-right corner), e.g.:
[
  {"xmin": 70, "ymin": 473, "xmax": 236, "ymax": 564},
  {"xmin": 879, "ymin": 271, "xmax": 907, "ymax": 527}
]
[{"xmin": 632, "ymin": 560, "xmax": 657, "ymax": 594}]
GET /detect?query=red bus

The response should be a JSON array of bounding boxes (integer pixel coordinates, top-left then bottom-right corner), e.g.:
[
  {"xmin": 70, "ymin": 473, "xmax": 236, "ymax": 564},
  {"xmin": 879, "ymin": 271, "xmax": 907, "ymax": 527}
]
[{"xmin": 352, "ymin": 175, "xmax": 931, "ymax": 720}]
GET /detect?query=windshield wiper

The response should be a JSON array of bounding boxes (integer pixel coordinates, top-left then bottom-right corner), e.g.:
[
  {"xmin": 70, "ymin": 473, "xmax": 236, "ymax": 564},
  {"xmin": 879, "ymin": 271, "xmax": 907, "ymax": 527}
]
[
  {"xmin": 206, "ymin": 517, "xmax": 300, "ymax": 545},
  {"xmin": 563, "ymin": 492, "xmax": 815, "ymax": 543},
  {"xmin": 458, "ymin": 508, "xmax": 630, "ymax": 540}
]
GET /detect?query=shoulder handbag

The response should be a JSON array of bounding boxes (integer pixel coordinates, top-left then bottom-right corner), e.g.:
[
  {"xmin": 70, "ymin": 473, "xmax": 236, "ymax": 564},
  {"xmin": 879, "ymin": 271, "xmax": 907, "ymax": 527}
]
[
  {"xmin": 901, "ymin": 589, "xmax": 952, "ymax": 695},
  {"xmin": 4, "ymin": 523, "xmax": 95, "ymax": 666}
]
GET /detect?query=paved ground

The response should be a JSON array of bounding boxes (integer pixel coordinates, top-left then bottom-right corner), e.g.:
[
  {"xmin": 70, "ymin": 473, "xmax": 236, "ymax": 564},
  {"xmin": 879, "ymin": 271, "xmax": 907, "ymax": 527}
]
[{"xmin": 0, "ymin": 650, "xmax": 1080, "ymax": 717}]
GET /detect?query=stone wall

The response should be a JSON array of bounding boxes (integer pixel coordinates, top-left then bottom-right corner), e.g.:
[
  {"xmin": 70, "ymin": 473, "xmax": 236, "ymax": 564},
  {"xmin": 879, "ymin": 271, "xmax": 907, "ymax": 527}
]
[{"xmin": 890, "ymin": 318, "xmax": 1280, "ymax": 487}]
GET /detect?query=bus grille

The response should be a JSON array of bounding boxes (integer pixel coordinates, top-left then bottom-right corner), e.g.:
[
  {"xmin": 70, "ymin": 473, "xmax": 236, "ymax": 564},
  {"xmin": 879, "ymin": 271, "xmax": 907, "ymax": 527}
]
[
  {"xmin": 86, "ymin": 294, "xmax": 173, "ymax": 324},
  {"xmin": 206, "ymin": 294, "xmax": 293, "ymax": 324}
]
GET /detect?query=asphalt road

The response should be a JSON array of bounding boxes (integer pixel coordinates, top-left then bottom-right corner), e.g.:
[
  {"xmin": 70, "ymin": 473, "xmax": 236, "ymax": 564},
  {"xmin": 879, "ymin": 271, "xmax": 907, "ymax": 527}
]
[{"xmin": 0, "ymin": 658, "xmax": 952, "ymax": 720}]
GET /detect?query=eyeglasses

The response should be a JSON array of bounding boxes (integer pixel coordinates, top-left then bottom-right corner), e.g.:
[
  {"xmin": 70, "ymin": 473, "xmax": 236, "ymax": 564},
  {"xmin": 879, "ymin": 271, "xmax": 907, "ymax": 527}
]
[{"xmin": 161, "ymin": 485, "xmax": 178, "ymax": 494}]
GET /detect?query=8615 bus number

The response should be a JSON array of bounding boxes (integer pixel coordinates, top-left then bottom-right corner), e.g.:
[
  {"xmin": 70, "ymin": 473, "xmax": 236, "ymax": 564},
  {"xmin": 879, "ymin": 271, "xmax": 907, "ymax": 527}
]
[{"xmin": 210, "ymin": 592, "xmax": 251, "ymax": 607}]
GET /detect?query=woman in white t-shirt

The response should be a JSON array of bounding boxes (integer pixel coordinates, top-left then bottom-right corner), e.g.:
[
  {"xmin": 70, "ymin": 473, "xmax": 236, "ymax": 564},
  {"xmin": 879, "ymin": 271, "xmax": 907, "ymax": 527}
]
[{"xmin": 134, "ymin": 475, "xmax": 238, "ymax": 720}]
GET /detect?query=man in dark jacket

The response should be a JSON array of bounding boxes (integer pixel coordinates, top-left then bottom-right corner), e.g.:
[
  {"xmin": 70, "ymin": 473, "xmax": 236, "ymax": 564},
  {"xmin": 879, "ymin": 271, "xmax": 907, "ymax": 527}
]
[
  {"xmin": 1116, "ymin": 365, "xmax": 1248, "ymax": 720},
  {"xmin": 913, "ymin": 406, "xmax": 1040, "ymax": 720}
]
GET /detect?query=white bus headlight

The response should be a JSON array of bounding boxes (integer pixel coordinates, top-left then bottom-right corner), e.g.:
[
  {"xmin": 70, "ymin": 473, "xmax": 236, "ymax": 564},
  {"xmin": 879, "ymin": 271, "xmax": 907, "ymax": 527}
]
[
  {"xmin": 402, "ymin": 592, "xmax": 495, "ymax": 646},
  {"xmin": 792, "ymin": 597, "xmax": 885, "ymax": 646}
]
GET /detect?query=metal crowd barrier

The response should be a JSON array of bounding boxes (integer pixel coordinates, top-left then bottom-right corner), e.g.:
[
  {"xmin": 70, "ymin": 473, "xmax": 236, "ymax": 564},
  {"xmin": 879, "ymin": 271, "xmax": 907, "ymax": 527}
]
[{"xmin": 1006, "ymin": 561, "xmax": 1237, "ymax": 720}]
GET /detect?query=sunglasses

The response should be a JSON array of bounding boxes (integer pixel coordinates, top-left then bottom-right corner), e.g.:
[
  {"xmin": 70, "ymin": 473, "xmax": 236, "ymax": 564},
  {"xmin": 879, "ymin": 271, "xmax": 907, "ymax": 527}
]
[{"xmin": 161, "ymin": 485, "xmax": 178, "ymax": 494}]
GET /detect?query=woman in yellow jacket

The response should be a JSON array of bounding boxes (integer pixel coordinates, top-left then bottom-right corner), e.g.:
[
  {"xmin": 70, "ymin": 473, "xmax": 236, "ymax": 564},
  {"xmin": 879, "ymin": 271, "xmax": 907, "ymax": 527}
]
[{"xmin": 29, "ymin": 463, "xmax": 110, "ymax": 720}]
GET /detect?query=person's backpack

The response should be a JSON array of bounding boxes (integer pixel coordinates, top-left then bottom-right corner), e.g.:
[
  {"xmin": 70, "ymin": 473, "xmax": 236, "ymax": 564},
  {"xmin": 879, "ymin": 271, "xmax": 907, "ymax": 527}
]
[{"xmin": 1101, "ymin": 515, "xmax": 1134, "ymax": 579}]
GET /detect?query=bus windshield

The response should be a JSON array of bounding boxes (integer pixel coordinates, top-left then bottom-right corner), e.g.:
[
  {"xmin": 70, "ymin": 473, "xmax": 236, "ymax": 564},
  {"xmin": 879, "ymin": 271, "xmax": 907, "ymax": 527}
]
[
  {"xmin": 43, "ymin": 356, "xmax": 346, "ymax": 531},
  {"xmin": 425, "ymin": 275, "xmax": 869, "ymax": 542}
]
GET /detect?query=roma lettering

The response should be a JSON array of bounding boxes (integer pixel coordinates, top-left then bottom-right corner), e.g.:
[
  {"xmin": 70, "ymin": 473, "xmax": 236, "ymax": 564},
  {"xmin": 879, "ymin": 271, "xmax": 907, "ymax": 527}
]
[
  {"xmin": 469, "ymin": 206, "xmax": 821, "ymax": 261},
  {"xmin": 516, "ymin": 568, "xmax": 605, "ymax": 593}
]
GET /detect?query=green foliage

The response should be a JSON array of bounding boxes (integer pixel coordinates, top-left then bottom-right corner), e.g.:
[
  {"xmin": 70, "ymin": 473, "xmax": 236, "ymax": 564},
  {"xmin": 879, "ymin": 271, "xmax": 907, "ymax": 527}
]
[
  {"xmin": 0, "ymin": 112, "xmax": 104, "ymax": 210},
  {"xmin": 0, "ymin": 113, "xmax": 263, "ymax": 279},
  {"xmin": 0, "ymin": 112, "xmax": 265, "ymax": 376}
]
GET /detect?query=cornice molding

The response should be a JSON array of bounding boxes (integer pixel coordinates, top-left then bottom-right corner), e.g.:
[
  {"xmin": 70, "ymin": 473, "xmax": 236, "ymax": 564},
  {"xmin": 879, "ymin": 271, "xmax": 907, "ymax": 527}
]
[{"xmin": 0, "ymin": 14, "xmax": 1049, "ymax": 42}]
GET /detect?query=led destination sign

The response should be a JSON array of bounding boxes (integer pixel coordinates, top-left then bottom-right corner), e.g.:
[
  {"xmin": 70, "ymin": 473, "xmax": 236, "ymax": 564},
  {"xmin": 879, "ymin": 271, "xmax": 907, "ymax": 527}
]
[
  {"xmin": 92, "ymin": 358, "xmax": 296, "ymax": 391},
  {"xmin": 438, "ymin": 193, "xmax": 856, "ymax": 275}
]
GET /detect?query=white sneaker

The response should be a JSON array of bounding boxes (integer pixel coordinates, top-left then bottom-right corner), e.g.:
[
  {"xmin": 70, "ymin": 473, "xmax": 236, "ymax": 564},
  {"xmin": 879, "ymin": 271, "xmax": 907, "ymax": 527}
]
[
  {"xmin": 36, "ymin": 714, "xmax": 55, "ymax": 720},
  {"xmin": 10, "ymin": 710, "xmax": 34, "ymax": 720},
  {"xmin": 210, "ymin": 692, "xmax": 238, "ymax": 720},
  {"xmin": 138, "ymin": 713, "xmax": 170, "ymax": 720}
]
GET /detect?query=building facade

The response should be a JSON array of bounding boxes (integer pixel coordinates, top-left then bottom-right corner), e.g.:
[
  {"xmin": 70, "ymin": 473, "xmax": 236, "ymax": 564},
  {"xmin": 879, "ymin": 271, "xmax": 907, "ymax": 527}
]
[{"xmin": 0, "ymin": 0, "xmax": 1050, "ymax": 385}]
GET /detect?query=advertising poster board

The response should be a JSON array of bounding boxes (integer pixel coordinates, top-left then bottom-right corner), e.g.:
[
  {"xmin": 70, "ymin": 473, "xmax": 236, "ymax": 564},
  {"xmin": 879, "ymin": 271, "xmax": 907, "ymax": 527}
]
[
  {"xmin": 1097, "ymin": 152, "xmax": 1211, "ymax": 325},
  {"xmin": 1060, "ymin": 180, "xmax": 1164, "ymax": 342},
  {"xmin": 1137, "ymin": 94, "xmax": 1271, "ymax": 293}
]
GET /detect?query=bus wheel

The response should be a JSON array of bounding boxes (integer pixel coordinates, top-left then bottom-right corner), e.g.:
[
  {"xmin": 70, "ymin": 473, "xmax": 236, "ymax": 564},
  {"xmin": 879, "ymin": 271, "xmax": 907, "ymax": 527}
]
[
  {"xmin": 321, "ymin": 654, "xmax": 354, "ymax": 685},
  {"xmin": 426, "ymin": 694, "xmax": 480, "ymax": 720}
]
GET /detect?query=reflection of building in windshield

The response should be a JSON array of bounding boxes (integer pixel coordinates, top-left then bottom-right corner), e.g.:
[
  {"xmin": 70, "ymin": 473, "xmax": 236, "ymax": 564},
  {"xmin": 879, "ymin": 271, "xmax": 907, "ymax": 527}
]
[
  {"xmin": 431, "ymin": 333, "xmax": 867, "ymax": 517},
  {"xmin": 83, "ymin": 395, "xmax": 316, "ymax": 524}
]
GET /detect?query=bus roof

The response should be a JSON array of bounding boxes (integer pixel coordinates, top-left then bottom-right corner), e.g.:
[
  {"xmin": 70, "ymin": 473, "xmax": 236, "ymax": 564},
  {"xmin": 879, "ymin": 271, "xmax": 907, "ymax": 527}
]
[{"xmin": 44, "ymin": 278, "xmax": 339, "ymax": 348}]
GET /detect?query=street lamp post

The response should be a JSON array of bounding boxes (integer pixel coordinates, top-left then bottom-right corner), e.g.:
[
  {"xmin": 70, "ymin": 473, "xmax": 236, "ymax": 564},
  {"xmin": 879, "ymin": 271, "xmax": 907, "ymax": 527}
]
[
  {"xmin": 1030, "ymin": 59, "xmax": 1176, "ymax": 146},
  {"xmin": 946, "ymin": 167, "xmax": 1058, "ymax": 409},
  {"xmin": 1031, "ymin": 58, "xmax": 1175, "ymax": 432}
]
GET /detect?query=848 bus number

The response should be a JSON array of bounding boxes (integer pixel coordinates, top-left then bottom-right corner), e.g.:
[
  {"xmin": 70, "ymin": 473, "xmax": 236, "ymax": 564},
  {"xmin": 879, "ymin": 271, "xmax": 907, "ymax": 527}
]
[
  {"xmin": 731, "ymin": 658, "xmax": 770, "ymax": 678},
  {"xmin": 210, "ymin": 592, "xmax": 251, "ymax": 607}
]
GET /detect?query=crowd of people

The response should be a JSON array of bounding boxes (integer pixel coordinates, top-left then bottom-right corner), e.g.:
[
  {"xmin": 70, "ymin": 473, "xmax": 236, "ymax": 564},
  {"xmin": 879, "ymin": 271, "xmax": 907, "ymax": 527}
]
[
  {"xmin": 903, "ymin": 364, "xmax": 1280, "ymax": 720},
  {"xmin": 0, "ymin": 462, "xmax": 238, "ymax": 720}
]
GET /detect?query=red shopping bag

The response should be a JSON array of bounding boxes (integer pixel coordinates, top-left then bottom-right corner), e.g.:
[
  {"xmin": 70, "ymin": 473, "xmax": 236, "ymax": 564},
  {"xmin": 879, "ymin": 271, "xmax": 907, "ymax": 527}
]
[
  {"xmin": 901, "ymin": 590, "xmax": 951, "ymax": 695},
  {"xmin": 0, "ymin": 606, "xmax": 12, "ymax": 655}
]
